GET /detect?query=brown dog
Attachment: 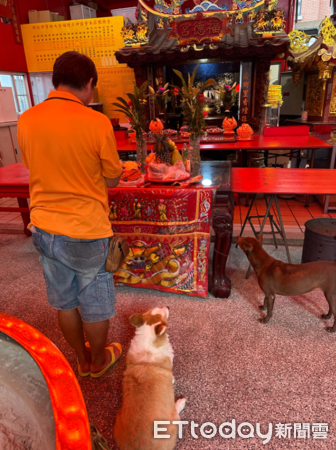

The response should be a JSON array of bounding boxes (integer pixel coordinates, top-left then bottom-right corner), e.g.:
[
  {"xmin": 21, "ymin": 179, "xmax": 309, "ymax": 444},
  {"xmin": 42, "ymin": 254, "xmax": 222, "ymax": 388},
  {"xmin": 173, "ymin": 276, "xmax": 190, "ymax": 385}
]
[{"xmin": 236, "ymin": 235, "xmax": 336, "ymax": 332}]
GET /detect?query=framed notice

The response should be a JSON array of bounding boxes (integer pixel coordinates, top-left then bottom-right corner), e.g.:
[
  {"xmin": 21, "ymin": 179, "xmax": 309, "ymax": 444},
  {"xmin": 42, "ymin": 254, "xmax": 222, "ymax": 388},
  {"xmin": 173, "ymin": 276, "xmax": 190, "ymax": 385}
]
[
  {"xmin": 97, "ymin": 67, "xmax": 135, "ymax": 121},
  {"xmin": 21, "ymin": 16, "xmax": 126, "ymax": 73}
]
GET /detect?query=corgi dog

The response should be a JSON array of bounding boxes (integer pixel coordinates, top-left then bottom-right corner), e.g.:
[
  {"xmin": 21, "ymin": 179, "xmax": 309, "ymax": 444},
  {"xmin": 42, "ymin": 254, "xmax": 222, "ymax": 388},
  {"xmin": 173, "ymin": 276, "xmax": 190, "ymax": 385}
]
[{"xmin": 114, "ymin": 306, "xmax": 186, "ymax": 450}]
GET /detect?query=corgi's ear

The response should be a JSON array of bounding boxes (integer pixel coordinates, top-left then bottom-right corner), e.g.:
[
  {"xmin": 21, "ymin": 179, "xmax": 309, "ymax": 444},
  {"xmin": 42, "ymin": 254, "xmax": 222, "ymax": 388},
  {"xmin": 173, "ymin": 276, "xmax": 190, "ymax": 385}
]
[
  {"xmin": 155, "ymin": 323, "xmax": 167, "ymax": 336},
  {"xmin": 129, "ymin": 313, "xmax": 144, "ymax": 328},
  {"xmin": 242, "ymin": 241, "xmax": 253, "ymax": 253}
]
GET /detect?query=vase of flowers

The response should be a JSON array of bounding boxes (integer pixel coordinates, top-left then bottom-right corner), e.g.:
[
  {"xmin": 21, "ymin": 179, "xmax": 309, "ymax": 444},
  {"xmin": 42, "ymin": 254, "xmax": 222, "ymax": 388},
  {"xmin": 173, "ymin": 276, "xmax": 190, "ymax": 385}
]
[
  {"xmin": 214, "ymin": 82, "xmax": 238, "ymax": 112},
  {"xmin": 172, "ymin": 66, "xmax": 215, "ymax": 174},
  {"xmin": 136, "ymin": 138, "xmax": 148, "ymax": 171},
  {"xmin": 112, "ymin": 81, "xmax": 148, "ymax": 172},
  {"xmin": 149, "ymin": 79, "xmax": 170, "ymax": 118},
  {"xmin": 188, "ymin": 134, "xmax": 201, "ymax": 175},
  {"xmin": 174, "ymin": 66, "xmax": 215, "ymax": 172}
]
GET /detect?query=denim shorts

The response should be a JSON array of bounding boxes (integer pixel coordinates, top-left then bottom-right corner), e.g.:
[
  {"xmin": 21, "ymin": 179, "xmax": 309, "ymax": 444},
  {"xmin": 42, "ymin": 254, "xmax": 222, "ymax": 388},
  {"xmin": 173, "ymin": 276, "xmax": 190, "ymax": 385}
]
[{"xmin": 31, "ymin": 227, "xmax": 116, "ymax": 323}]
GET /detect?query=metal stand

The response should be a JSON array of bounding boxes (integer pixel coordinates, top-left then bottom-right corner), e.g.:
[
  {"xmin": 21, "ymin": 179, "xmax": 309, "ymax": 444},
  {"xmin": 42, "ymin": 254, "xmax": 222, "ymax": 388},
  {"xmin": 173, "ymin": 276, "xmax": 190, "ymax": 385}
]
[
  {"xmin": 323, "ymin": 144, "xmax": 336, "ymax": 213},
  {"xmin": 236, "ymin": 194, "xmax": 291, "ymax": 278}
]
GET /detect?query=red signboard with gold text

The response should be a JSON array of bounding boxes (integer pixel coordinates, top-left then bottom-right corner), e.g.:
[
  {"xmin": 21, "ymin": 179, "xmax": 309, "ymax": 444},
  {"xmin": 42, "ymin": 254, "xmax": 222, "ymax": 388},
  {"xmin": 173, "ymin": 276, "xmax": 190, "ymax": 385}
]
[
  {"xmin": 169, "ymin": 12, "xmax": 233, "ymax": 45},
  {"xmin": 178, "ymin": 16, "xmax": 222, "ymax": 39}
]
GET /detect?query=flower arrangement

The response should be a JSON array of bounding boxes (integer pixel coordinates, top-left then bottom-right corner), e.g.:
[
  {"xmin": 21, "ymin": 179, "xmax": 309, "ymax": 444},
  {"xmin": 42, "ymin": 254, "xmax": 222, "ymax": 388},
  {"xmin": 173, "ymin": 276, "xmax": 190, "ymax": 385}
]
[
  {"xmin": 148, "ymin": 79, "xmax": 171, "ymax": 114},
  {"xmin": 112, "ymin": 81, "xmax": 148, "ymax": 172},
  {"xmin": 112, "ymin": 81, "xmax": 148, "ymax": 140},
  {"xmin": 214, "ymin": 82, "xmax": 238, "ymax": 111},
  {"xmin": 172, "ymin": 66, "xmax": 215, "ymax": 138}
]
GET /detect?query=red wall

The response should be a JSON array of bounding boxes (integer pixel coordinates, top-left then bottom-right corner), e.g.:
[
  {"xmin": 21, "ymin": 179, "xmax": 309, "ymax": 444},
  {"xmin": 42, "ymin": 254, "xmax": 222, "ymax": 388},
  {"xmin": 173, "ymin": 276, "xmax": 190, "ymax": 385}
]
[
  {"xmin": 0, "ymin": 0, "xmax": 112, "ymax": 73},
  {"xmin": 0, "ymin": 0, "xmax": 27, "ymax": 72},
  {"xmin": 17, "ymin": 0, "xmax": 111, "ymax": 23}
]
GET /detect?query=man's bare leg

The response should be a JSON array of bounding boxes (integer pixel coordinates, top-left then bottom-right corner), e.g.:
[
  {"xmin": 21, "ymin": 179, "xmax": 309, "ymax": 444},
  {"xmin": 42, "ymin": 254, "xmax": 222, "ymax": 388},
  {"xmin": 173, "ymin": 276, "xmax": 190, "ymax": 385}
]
[
  {"xmin": 58, "ymin": 309, "xmax": 91, "ymax": 373},
  {"xmin": 83, "ymin": 319, "xmax": 120, "ymax": 374}
]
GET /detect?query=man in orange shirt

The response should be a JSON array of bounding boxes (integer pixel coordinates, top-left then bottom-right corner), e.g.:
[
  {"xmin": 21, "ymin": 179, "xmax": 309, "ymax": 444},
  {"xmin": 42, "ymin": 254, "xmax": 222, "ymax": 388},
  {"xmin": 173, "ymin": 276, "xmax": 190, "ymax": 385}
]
[{"xmin": 18, "ymin": 52, "xmax": 122, "ymax": 378}]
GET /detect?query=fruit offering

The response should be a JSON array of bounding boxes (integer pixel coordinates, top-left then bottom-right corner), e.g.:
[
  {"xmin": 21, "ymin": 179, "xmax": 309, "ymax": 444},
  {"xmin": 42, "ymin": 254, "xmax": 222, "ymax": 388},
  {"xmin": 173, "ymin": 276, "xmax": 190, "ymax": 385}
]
[
  {"xmin": 237, "ymin": 123, "xmax": 253, "ymax": 140},
  {"xmin": 222, "ymin": 116, "xmax": 237, "ymax": 135},
  {"xmin": 121, "ymin": 169, "xmax": 142, "ymax": 182},
  {"xmin": 207, "ymin": 127, "xmax": 223, "ymax": 134},
  {"xmin": 123, "ymin": 161, "xmax": 138, "ymax": 171},
  {"xmin": 146, "ymin": 152, "xmax": 156, "ymax": 164},
  {"xmin": 163, "ymin": 129, "xmax": 178, "ymax": 135},
  {"xmin": 155, "ymin": 141, "xmax": 172, "ymax": 165},
  {"xmin": 147, "ymin": 161, "xmax": 189, "ymax": 182}
]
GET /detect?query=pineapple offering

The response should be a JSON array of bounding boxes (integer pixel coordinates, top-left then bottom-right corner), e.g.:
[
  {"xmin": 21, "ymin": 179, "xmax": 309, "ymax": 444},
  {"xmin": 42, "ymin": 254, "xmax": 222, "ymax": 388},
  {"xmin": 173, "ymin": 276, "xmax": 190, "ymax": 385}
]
[
  {"xmin": 146, "ymin": 119, "xmax": 189, "ymax": 182},
  {"xmin": 149, "ymin": 118, "xmax": 172, "ymax": 165}
]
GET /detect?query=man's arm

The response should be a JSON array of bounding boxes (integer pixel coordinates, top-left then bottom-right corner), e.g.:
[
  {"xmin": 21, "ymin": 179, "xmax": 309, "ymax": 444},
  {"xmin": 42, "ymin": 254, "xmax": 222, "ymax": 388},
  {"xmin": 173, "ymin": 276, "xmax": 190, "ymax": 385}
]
[
  {"xmin": 17, "ymin": 118, "xmax": 29, "ymax": 169},
  {"xmin": 105, "ymin": 174, "xmax": 121, "ymax": 188},
  {"xmin": 100, "ymin": 128, "xmax": 122, "ymax": 186}
]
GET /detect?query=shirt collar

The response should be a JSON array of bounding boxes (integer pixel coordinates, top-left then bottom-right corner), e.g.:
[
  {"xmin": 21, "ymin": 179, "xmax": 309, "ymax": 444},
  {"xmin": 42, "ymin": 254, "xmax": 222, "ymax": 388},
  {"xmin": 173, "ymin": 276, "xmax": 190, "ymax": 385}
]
[{"xmin": 47, "ymin": 90, "xmax": 84, "ymax": 105}]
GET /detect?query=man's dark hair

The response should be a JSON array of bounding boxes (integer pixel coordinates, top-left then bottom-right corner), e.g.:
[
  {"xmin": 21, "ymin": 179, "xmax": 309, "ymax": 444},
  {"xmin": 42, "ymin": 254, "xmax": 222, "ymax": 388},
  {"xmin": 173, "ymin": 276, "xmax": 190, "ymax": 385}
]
[{"xmin": 52, "ymin": 51, "xmax": 98, "ymax": 90}]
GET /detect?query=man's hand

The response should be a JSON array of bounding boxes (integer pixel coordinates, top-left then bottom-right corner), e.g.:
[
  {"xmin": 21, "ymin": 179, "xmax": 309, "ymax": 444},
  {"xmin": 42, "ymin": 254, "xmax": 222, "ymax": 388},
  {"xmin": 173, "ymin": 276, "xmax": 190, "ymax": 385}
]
[{"xmin": 104, "ymin": 174, "xmax": 121, "ymax": 188}]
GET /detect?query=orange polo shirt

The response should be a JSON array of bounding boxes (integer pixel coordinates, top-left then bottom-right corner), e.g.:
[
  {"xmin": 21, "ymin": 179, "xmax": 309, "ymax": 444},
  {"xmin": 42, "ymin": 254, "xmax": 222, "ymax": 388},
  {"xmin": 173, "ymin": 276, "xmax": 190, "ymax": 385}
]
[{"xmin": 17, "ymin": 91, "xmax": 122, "ymax": 239}]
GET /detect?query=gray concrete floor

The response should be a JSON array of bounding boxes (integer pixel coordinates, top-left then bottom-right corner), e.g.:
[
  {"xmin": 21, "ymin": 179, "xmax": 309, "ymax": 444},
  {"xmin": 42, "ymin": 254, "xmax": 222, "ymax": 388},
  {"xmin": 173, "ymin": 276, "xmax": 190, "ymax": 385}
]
[{"xmin": 0, "ymin": 234, "xmax": 335, "ymax": 449}]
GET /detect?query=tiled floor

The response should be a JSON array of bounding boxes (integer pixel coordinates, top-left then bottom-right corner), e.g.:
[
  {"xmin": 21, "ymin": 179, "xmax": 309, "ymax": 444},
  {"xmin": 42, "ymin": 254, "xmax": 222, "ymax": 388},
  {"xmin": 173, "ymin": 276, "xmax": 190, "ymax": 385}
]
[
  {"xmin": 0, "ymin": 198, "xmax": 25, "ymax": 227},
  {"xmin": 233, "ymin": 195, "xmax": 336, "ymax": 241},
  {"xmin": 1, "ymin": 196, "xmax": 336, "ymax": 240}
]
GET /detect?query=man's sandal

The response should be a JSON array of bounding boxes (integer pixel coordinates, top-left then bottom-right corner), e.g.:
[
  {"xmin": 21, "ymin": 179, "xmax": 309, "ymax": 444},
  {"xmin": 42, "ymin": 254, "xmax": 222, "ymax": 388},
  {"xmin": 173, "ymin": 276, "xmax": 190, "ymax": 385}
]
[
  {"xmin": 77, "ymin": 359, "xmax": 91, "ymax": 377},
  {"xmin": 83, "ymin": 342, "xmax": 122, "ymax": 379}
]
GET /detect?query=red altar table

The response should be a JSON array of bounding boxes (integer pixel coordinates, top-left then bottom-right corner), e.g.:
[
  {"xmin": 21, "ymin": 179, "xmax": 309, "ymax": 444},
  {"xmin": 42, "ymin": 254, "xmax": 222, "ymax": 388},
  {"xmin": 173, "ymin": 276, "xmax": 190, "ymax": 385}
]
[
  {"xmin": 107, "ymin": 161, "xmax": 233, "ymax": 297},
  {"xmin": 0, "ymin": 163, "xmax": 30, "ymax": 236},
  {"xmin": 115, "ymin": 139, "xmax": 238, "ymax": 152},
  {"xmin": 116, "ymin": 134, "xmax": 333, "ymax": 168},
  {"xmin": 0, "ymin": 162, "xmax": 233, "ymax": 299}
]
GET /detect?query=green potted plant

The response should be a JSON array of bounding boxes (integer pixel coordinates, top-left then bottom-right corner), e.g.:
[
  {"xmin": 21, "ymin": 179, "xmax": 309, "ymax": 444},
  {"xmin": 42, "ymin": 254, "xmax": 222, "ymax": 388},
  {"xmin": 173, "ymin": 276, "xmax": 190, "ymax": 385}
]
[{"xmin": 112, "ymin": 81, "xmax": 148, "ymax": 172}]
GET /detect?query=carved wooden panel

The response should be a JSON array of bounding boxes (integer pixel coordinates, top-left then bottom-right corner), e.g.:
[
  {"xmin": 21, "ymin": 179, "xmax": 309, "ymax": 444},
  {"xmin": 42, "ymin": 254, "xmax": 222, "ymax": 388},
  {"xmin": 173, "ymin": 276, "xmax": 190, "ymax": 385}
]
[
  {"xmin": 251, "ymin": 57, "xmax": 271, "ymax": 131},
  {"xmin": 305, "ymin": 73, "xmax": 326, "ymax": 117},
  {"xmin": 329, "ymin": 73, "xmax": 336, "ymax": 116}
]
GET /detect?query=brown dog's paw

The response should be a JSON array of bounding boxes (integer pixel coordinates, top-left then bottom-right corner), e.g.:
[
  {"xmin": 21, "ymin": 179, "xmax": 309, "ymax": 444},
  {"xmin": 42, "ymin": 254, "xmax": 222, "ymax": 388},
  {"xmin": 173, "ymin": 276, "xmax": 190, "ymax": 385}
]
[
  {"xmin": 258, "ymin": 304, "xmax": 267, "ymax": 311},
  {"xmin": 259, "ymin": 317, "xmax": 270, "ymax": 324},
  {"xmin": 321, "ymin": 313, "xmax": 332, "ymax": 320},
  {"xmin": 325, "ymin": 326, "xmax": 336, "ymax": 333}
]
